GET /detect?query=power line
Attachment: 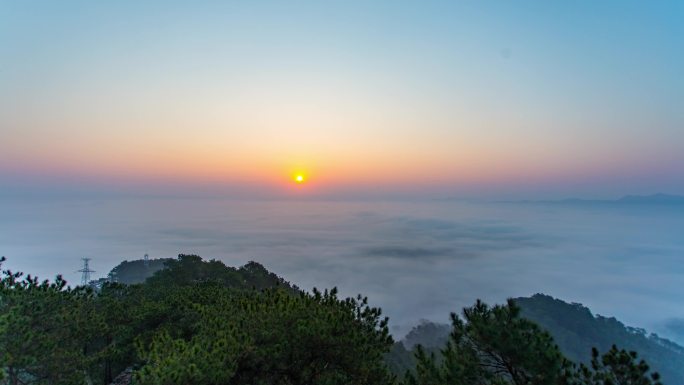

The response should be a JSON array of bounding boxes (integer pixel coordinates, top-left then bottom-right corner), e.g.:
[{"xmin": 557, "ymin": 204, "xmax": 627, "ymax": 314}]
[{"xmin": 77, "ymin": 257, "xmax": 95, "ymax": 286}]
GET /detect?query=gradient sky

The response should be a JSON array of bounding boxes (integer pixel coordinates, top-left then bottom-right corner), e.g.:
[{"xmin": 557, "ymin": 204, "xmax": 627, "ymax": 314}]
[{"xmin": 2, "ymin": 0, "xmax": 683, "ymax": 198}]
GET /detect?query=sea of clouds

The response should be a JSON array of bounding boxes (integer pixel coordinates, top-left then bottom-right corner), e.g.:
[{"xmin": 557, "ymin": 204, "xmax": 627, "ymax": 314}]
[{"xmin": 1, "ymin": 197, "xmax": 683, "ymax": 342}]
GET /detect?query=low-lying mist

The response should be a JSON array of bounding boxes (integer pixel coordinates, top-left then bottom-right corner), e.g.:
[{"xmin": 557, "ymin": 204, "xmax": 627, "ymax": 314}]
[{"xmin": 1, "ymin": 197, "xmax": 683, "ymax": 342}]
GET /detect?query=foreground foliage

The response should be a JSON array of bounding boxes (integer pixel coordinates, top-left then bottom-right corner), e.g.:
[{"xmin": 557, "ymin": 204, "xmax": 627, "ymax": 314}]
[
  {"xmin": 0, "ymin": 256, "xmax": 392, "ymax": 385},
  {"xmin": 0, "ymin": 256, "xmax": 665, "ymax": 385},
  {"xmin": 135, "ymin": 287, "xmax": 393, "ymax": 385}
]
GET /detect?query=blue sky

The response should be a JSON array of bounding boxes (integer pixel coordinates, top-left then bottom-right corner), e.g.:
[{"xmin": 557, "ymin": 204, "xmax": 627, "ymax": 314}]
[{"xmin": 1, "ymin": 0, "xmax": 683, "ymax": 198}]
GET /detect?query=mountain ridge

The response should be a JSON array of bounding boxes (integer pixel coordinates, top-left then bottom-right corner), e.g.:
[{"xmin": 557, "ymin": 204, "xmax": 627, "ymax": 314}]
[
  {"xmin": 390, "ymin": 293, "xmax": 684, "ymax": 384},
  {"xmin": 509, "ymin": 193, "xmax": 684, "ymax": 205}
]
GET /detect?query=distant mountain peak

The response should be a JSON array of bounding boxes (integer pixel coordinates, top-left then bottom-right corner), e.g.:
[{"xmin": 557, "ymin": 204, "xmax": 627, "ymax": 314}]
[
  {"xmin": 617, "ymin": 193, "xmax": 684, "ymax": 204},
  {"xmin": 515, "ymin": 193, "xmax": 684, "ymax": 205}
]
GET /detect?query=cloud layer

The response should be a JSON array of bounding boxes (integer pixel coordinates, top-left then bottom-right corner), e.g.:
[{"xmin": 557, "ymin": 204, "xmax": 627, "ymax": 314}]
[{"xmin": 1, "ymin": 197, "xmax": 683, "ymax": 341}]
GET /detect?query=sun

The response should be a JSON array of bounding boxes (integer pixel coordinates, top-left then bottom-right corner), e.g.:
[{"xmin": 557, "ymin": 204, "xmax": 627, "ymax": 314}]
[{"xmin": 295, "ymin": 174, "xmax": 305, "ymax": 183}]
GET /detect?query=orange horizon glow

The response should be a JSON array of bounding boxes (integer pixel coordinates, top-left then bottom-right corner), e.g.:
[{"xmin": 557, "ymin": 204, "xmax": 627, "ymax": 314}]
[{"xmin": 3, "ymin": 144, "xmax": 656, "ymax": 194}]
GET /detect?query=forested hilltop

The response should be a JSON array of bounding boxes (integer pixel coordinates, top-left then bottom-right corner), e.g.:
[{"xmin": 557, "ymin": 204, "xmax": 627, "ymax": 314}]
[
  {"xmin": 387, "ymin": 295, "xmax": 684, "ymax": 384},
  {"xmin": 517, "ymin": 294, "xmax": 684, "ymax": 384},
  {"xmin": 0, "ymin": 255, "xmax": 665, "ymax": 385},
  {"xmin": 108, "ymin": 259, "xmax": 171, "ymax": 285}
]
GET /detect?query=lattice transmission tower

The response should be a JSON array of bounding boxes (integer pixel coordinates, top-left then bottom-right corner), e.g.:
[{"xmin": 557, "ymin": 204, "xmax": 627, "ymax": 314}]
[{"xmin": 78, "ymin": 257, "xmax": 95, "ymax": 286}]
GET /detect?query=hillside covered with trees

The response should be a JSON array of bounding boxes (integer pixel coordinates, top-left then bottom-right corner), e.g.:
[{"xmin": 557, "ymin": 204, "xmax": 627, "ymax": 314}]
[
  {"xmin": 0, "ymin": 255, "xmax": 667, "ymax": 385},
  {"xmin": 516, "ymin": 294, "xmax": 684, "ymax": 384},
  {"xmin": 387, "ymin": 294, "xmax": 683, "ymax": 384},
  {"xmin": 108, "ymin": 258, "xmax": 171, "ymax": 285}
]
